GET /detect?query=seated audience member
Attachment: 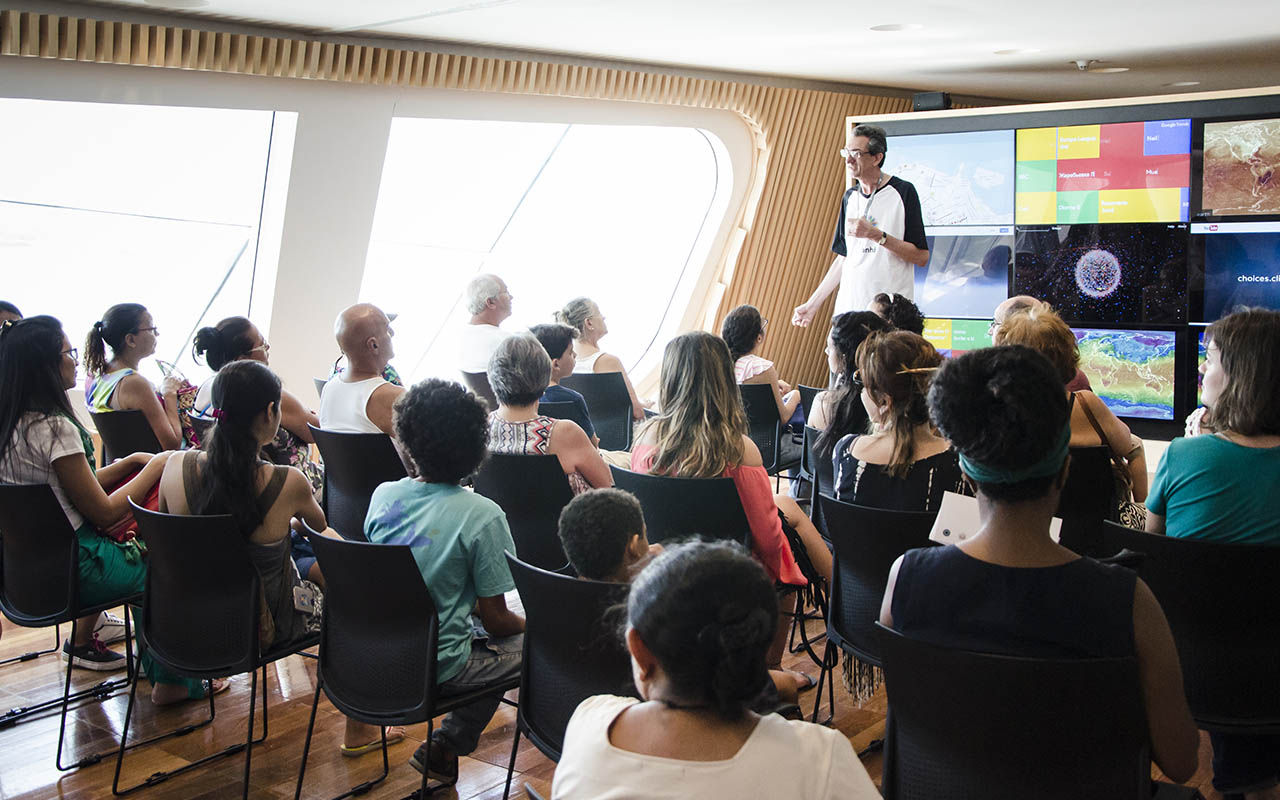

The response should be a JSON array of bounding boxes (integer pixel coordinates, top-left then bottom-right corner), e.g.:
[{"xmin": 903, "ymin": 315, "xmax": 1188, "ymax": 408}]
[
  {"xmin": 1146, "ymin": 309, "xmax": 1280, "ymax": 799},
  {"xmin": 552, "ymin": 541, "xmax": 879, "ymax": 800},
  {"xmin": 870, "ymin": 292, "xmax": 924, "ymax": 335},
  {"xmin": 365, "ymin": 379, "xmax": 524, "ymax": 787},
  {"xmin": 809, "ymin": 311, "xmax": 891, "ymax": 452},
  {"xmin": 0, "ymin": 316, "xmax": 205, "ymax": 701},
  {"xmin": 0, "ymin": 301, "xmax": 22, "ymax": 323},
  {"xmin": 833, "ymin": 330, "xmax": 964, "ymax": 510},
  {"xmin": 487, "ymin": 333, "xmax": 611, "ymax": 494},
  {"xmin": 557, "ymin": 297, "xmax": 646, "ymax": 421},
  {"xmin": 631, "ymin": 332, "xmax": 831, "ymax": 691},
  {"xmin": 529, "ymin": 322, "xmax": 598, "ymax": 446},
  {"xmin": 992, "ymin": 295, "xmax": 1091, "ymax": 391},
  {"xmin": 330, "ymin": 311, "xmax": 404, "ymax": 386},
  {"xmin": 458, "ymin": 273, "xmax": 513, "ymax": 375},
  {"xmin": 84, "ymin": 303, "xmax": 184, "ymax": 449},
  {"xmin": 880, "ymin": 344, "xmax": 1198, "ymax": 785},
  {"xmin": 995, "ymin": 306, "xmax": 1147, "ymax": 508},
  {"xmin": 721, "ymin": 305, "xmax": 803, "ymax": 458},
  {"xmin": 156, "ymin": 359, "xmax": 397, "ymax": 753},
  {"xmin": 557, "ymin": 488, "xmax": 658, "ymax": 583},
  {"xmin": 192, "ymin": 317, "xmax": 322, "ymax": 491},
  {"xmin": 318, "ymin": 303, "xmax": 404, "ymax": 436}
]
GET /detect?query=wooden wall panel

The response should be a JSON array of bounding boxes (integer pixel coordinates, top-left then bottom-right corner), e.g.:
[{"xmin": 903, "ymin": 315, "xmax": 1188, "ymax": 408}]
[{"xmin": 0, "ymin": 7, "xmax": 968, "ymax": 385}]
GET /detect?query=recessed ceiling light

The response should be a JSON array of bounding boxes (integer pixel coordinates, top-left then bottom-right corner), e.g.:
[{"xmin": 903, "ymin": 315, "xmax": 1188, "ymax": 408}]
[
  {"xmin": 994, "ymin": 48, "xmax": 1040, "ymax": 55},
  {"xmin": 144, "ymin": 0, "xmax": 210, "ymax": 7},
  {"xmin": 1087, "ymin": 66, "xmax": 1130, "ymax": 74},
  {"xmin": 870, "ymin": 23, "xmax": 923, "ymax": 32},
  {"xmin": 1166, "ymin": 81, "xmax": 1201, "ymax": 87}
]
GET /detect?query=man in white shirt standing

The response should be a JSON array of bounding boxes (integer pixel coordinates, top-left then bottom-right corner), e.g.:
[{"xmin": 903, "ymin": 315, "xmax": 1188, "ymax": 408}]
[
  {"xmin": 792, "ymin": 123, "xmax": 930, "ymax": 328},
  {"xmin": 319, "ymin": 303, "xmax": 405, "ymax": 436},
  {"xmin": 458, "ymin": 273, "xmax": 513, "ymax": 374}
]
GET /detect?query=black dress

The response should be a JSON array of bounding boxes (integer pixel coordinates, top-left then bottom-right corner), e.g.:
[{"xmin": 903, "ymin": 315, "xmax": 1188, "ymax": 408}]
[{"xmin": 832, "ymin": 433, "xmax": 966, "ymax": 512}]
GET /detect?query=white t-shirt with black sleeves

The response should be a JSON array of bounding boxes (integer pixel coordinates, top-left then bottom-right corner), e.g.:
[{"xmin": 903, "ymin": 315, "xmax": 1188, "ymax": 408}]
[{"xmin": 829, "ymin": 174, "xmax": 928, "ymax": 316}]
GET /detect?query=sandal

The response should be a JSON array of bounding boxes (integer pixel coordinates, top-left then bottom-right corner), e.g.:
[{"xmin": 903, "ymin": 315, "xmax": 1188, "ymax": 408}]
[
  {"xmin": 785, "ymin": 669, "xmax": 817, "ymax": 693},
  {"xmin": 340, "ymin": 726, "xmax": 406, "ymax": 757},
  {"xmin": 152, "ymin": 677, "xmax": 230, "ymax": 707}
]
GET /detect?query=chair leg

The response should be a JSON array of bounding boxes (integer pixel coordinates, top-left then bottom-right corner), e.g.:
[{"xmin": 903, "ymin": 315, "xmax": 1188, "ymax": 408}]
[
  {"xmin": 810, "ymin": 640, "xmax": 836, "ymax": 725},
  {"xmin": 243, "ymin": 668, "xmax": 258, "ymax": 800},
  {"xmin": 503, "ymin": 725, "xmax": 523, "ymax": 799},
  {"xmin": 293, "ymin": 674, "xmax": 323, "ymax": 800},
  {"xmin": 0, "ymin": 622, "xmax": 61, "ymax": 666}
]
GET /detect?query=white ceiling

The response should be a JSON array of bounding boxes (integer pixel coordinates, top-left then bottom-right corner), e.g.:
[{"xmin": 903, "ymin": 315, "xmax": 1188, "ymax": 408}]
[{"xmin": 67, "ymin": 0, "xmax": 1280, "ymax": 102}]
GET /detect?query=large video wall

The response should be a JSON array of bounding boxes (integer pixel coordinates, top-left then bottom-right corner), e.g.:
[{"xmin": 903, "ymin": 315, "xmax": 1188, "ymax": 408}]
[{"xmin": 869, "ymin": 93, "xmax": 1280, "ymax": 434}]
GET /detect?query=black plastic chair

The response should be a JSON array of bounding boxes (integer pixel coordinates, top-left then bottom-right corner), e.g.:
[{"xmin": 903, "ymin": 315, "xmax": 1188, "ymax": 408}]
[
  {"xmin": 0, "ymin": 484, "xmax": 140, "ymax": 769},
  {"xmin": 308, "ymin": 425, "xmax": 407, "ymax": 541},
  {"xmin": 461, "ymin": 370, "xmax": 499, "ymax": 412},
  {"xmin": 740, "ymin": 382, "xmax": 798, "ymax": 477},
  {"xmin": 608, "ymin": 465, "xmax": 751, "ymax": 547},
  {"xmin": 798, "ymin": 384, "xmax": 822, "ymax": 422},
  {"xmin": 473, "ymin": 454, "xmax": 574, "ymax": 571},
  {"xmin": 812, "ymin": 495, "xmax": 936, "ymax": 722},
  {"xmin": 501, "ymin": 554, "xmax": 634, "ymax": 799},
  {"xmin": 1056, "ymin": 446, "xmax": 1118, "ymax": 557},
  {"xmin": 560, "ymin": 372, "xmax": 632, "ymax": 451},
  {"xmin": 295, "ymin": 533, "xmax": 520, "ymax": 800},
  {"xmin": 90, "ymin": 410, "xmax": 162, "ymax": 465},
  {"xmin": 113, "ymin": 501, "xmax": 321, "ymax": 797},
  {"xmin": 1099, "ymin": 521, "xmax": 1280, "ymax": 734},
  {"xmin": 807, "ymin": 426, "xmax": 837, "ymax": 539},
  {"xmin": 537, "ymin": 400, "xmax": 592, "ymax": 436},
  {"xmin": 876, "ymin": 624, "xmax": 1196, "ymax": 800}
]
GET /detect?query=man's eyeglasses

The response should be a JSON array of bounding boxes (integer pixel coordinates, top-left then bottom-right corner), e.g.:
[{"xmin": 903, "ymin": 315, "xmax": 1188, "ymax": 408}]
[{"xmin": 839, "ymin": 148, "xmax": 875, "ymax": 160}]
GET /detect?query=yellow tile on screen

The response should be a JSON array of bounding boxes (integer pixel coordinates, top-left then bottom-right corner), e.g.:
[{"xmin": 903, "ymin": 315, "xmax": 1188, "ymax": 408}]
[
  {"xmin": 1017, "ymin": 127, "xmax": 1057, "ymax": 161},
  {"xmin": 923, "ymin": 319, "xmax": 953, "ymax": 351},
  {"xmin": 1097, "ymin": 188, "xmax": 1183, "ymax": 222},
  {"xmin": 1056, "ymin": 125, "xmax": 1100, "ymax": 159},
  {"xmin": 1016, "ymin": 192, "xmax": 1057, "ymax": 224}
]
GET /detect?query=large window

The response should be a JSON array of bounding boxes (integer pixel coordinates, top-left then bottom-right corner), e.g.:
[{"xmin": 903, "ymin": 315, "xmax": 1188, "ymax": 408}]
[
  {"xmin": 0, "ymin": 99, "xmax": 294, "ymax": 389},
  {"xmin": 360, "ymin": 118, "xmax": 728, "ymax": 383}
]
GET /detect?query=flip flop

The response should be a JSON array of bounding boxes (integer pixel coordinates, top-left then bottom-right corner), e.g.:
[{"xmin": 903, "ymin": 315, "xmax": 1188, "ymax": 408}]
[
  {"xmin": 340, "ymin": 727, "xmax": 406, "ymax": 757},
  {"xmin": 786, "ymin": 670, "xmax": 817, "ymax": 692}
]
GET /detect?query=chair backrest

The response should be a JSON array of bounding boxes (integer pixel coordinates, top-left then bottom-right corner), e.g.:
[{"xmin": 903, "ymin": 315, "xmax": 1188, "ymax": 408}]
[
  {"xmin": 559, "ymin": 372, "xmax": 632, "ymax": 451},
  {"xmin": 308, "ymin": 425, "xmax": 407, "ymax": 541},
  {"xmin": 798, "ymin": 384, "xmax": 822, "ymax": 421},
  {"xmin": 608, "ymin": 465, "xmax": 750, "ymax": 547},
  {"xmin": 313, "ymin": 377, "xmax": 327, "ymax": 401},
  {"xmin": 738, "ymin": 383, "xmax": 780, "ymax": 473},
  {"xmin": 0, "ymin": 484, "xmax": 82, "ymax": 626},
  {"xmin": 820, "ymin": 495, "xmax": 936, "ymax": 666},
  {"xmin": 1055, "ymin": 446, "xmax": 1116, "ymax": 557},
  {"xmin": 131, "ymin": 502, "xmax": 262, "ymax": 676},
  {"xmin": 472, "ymin": 454, "xmax": 574, "ymax": 571},
  {"xmin": 90, "ymin": 410, "xmax": 162, "ymax": 465},
  {"xmin": 1098, "ymin": 521, "xmax": 1280, "ymax": 732},
  {"xmin": 505, "ymin": 554, "xmax": 634, "ymax": 760},
  {"xmin": 537, "ymin": 401, "xmax": 592, "ymax": 435},
  {"xmin": 807, "ymin": 426, "xmax": 837, "ymax": 538},
  {"xmin": 460, "ymin": 371, "xmax": 498, "ymax": 412},
  {"xmin": 309, "ymin": 532, "xmax": 442, "ymax": 725},
  {"xmin": 878, "ymin": 624, "xmax": 1149, "ymax": 800}
]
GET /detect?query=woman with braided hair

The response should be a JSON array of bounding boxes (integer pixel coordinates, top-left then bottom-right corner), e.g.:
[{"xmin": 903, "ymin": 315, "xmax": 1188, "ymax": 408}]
[{"xmin": 552, "ymin": 541, "xmax": 877, "ymax": 800}]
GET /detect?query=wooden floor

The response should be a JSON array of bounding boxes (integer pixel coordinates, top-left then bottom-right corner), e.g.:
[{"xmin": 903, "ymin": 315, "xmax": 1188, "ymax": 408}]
[{"xmin": 0, "ymin": 608, "xmax": 1225, "ymax": 799}]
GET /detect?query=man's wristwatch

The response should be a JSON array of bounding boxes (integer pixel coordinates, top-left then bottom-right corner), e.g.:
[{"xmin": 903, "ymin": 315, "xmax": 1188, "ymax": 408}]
[{"xmin": 877, "ymin": 231, "xmax": 888, "ymax": 246}]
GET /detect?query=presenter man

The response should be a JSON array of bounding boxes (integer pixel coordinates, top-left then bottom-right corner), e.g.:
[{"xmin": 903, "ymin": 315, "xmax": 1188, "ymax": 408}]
[{"xmin": 792, "ymin": 123, "xmax": 930, "ymax": 327}]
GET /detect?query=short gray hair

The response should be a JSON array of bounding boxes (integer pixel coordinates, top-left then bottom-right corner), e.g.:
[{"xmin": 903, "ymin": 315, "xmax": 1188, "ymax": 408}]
[
  {"xmin": 465, "ymin": 273, "xmax": 505, "ymax": 315},
  {"xmin": 852, "ymin": 123, "xmax": 888, "ymax": 164},
  {"xmin": 488, "ymin": 332, "xmax": 551, "ymax": 407}
]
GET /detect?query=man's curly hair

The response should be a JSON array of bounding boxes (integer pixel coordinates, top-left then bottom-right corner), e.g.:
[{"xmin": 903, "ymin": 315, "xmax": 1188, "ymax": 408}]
[{"xmin": 393, "ymin": 378, "xmax": 490, "ymax": 483}]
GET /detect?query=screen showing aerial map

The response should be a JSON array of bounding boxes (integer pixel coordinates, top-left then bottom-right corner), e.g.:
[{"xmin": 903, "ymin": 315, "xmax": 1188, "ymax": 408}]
[
  {"xmin": 913, "ymin": 230, "xmax": 1012, "ymax": 318},
  {"xmin": 1013, "ymin": 223, "xmax": 1188, "ymax": 324},
  {"xmin": 1202, "ymin": 118, "xmax": 1280, "ymax": 216},
  {"xmin": 922, "ymin": 317, "xmax": 993, "ymax": 358},
  {"xmin": 888, "ymin": 130, "xmax": 1014, "ymax": 228},
  {"xmin": 1016, "ymin": 119, "xmax": 1191, "ymax": 224},
  {"xmin": 1071, "ymin": 328, "xmax": 1177, "ymax": 420}
]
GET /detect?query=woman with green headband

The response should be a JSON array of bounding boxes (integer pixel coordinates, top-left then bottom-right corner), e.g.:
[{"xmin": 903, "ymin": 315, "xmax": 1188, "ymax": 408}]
[{"xmin": 878, "ymin": 344, "xmax": 1198, "ymax": 785}]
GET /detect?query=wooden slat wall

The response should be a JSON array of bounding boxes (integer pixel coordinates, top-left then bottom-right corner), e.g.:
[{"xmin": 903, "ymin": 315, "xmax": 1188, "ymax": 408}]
[{"xmin": 0, "ymin": 8, "xmax": 974, "ymax": 385}]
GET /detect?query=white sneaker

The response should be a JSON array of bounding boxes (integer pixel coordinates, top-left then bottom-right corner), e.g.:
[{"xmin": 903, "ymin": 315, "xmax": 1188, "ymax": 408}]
[{"xmin": 92, "ymin": 611, "xmax": 128, "ymax": 645}]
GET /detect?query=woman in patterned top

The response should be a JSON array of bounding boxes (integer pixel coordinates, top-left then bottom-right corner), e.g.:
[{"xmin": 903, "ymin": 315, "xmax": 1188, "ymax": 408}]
[
  {"xmin": 486, "ymin": 333, "xmax": 611, "ymax": 494},
  {"xmin": 832, "ymin": 330, "xmax": 965, "ymax": 511}
]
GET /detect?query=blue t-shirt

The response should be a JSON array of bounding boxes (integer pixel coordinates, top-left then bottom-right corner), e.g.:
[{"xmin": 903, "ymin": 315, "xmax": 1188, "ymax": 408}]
[
  {"xmin": 364, "ymin": 479, "xmax": 516, "ymax": 682},
  {"xmin": 540, "ymin": 384, "xmax": 596, "ymax": 439},
  {"xmin": 1146, "ymin": 434, "xmax": 1280, "ymax": 545}
]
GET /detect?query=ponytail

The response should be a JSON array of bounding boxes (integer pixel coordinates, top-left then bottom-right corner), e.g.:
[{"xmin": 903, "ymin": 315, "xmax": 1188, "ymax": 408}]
[
  {"xmin": 192, "ymin": 316, "xmax": 255, "ymax": 371},
  {"xmin": 83, "ymin": 303, "xmax": 147, "ymax": 376}
]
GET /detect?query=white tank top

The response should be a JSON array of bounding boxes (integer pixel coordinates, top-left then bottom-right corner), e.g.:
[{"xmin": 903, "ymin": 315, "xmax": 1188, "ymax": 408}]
[
  {"xmin": 573, "ymin": 350, "xmax": 604, "ymax": 373},
  {"xmin": 318, "ymin": 376, "xmax": 387, "ymax": 434}
]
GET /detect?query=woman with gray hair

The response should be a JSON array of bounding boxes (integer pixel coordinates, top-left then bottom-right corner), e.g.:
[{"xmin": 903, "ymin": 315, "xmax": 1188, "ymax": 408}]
[{"xmin": 487, "ymin": 333, "xmax": 612, "ymax": 494}]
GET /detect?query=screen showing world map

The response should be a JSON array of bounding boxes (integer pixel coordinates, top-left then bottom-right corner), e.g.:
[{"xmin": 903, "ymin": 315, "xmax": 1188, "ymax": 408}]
[{"xmin": 1070, "ymin": 328, "xmax": 1177, "ymax": 420}]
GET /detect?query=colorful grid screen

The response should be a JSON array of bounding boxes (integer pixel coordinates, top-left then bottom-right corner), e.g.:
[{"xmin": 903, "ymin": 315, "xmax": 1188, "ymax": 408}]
[
  {"xmin": 922, "ymin": 317, "xmax": 993, "ymax": 358},
  {"xmin": 1016, "ymin": 119, "xmax": 1191, "ymax": 224},
  {"xmin": 1071, "ymin": 327, "xmax": 1177, "ymax": 420}
]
